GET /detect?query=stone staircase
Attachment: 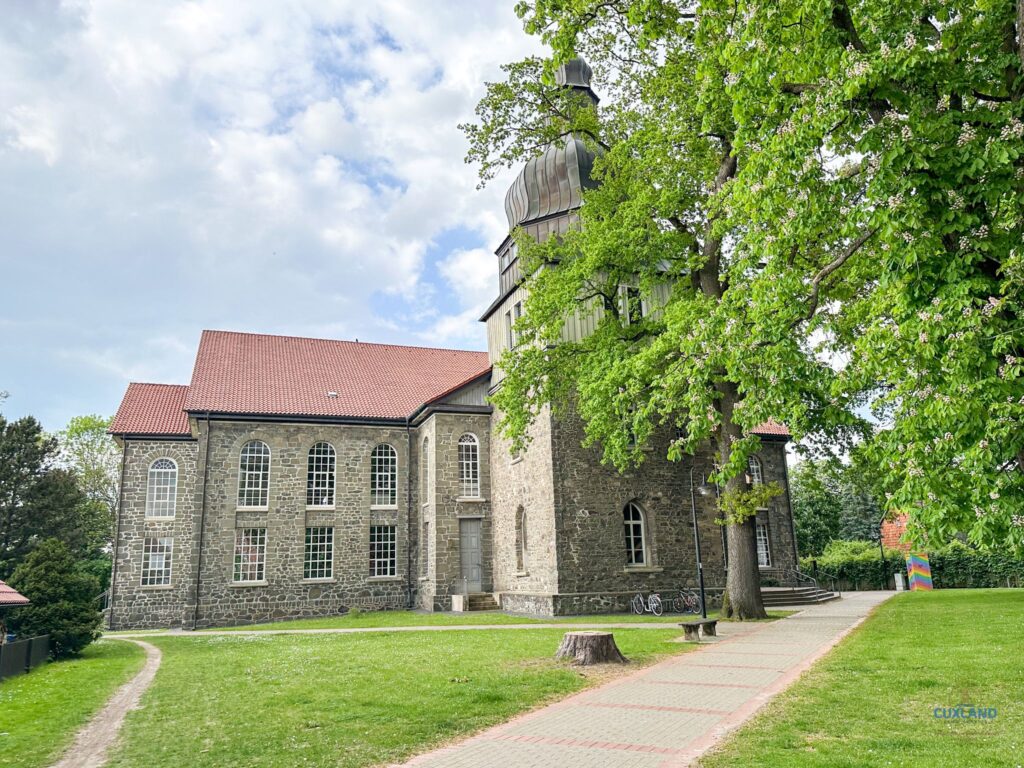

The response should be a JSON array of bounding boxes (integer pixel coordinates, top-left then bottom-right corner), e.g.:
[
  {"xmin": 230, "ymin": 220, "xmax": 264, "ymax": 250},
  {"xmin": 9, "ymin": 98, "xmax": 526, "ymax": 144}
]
[
  {"xmin": 465, "ymin": 593, "xmax": 500, "ymax": 611},
  {"xmin": 761, "ymin": 585, "xmax": 840, "ymax": 607}
]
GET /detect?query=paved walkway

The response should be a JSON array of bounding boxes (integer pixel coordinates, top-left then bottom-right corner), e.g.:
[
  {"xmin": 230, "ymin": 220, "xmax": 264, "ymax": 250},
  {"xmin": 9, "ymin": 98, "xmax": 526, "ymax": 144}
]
[
  {"xmin": 50, "ymin": 639, "xmax": 162, "ymax": 768},
  {"xmin": 395, "ymin": 592, "xmax": 893, "ymax": 768}
]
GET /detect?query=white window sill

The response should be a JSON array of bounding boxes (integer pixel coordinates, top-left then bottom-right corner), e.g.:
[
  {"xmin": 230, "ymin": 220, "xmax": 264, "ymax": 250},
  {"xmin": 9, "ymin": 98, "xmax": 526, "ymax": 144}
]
[
  {"xmin": 368, "ymin": 575, "xmax": 402, "ymax": 582},
  {"xmin": 370, "ymin": 504, "xmax": 399, "ymax": 511},
  {"xmin": 302, "ymin": 577, "xmax": 336, "ymax": 584},
  {"xmin": 510, "ymin": 456, "xmax": 524, "ymax": 465},
  {"xmin": 623, "ymin": 565, "xmax": 664, "ymax": 574},
  {"xmin": 144, "ymin": 516, "xmax": 175, "ymax": 522},
  {"xmin": 759, "ymin": 565, "xmax": 773, "ymax": 570},
  {"xmin": 418, "ymin": 576, "xmax": 430, "ymax": 582},
  {"xmin": 236, "ymin": 507, "xmax": 269, "ymax": 513},
  {"xmin": 140, "ymin": 584, "xmax": 173, "ymax": 590},
  {"xmin": 456, "ymin": 497, "xmax": 486, "ymax": 503},
  {"xmin": 306, "ymin": 505, "xmax": 335, "ymax": 512},
  {"xmin": 230, "ymin": 580, "xmax": 268, "ymax": 588},
  {"xmin": 515, "ymin": 571, "xmax": 530, "ymax": 578}
]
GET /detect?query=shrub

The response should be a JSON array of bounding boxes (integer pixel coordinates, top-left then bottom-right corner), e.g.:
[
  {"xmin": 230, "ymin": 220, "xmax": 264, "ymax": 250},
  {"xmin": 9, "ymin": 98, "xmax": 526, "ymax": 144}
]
[
  {"xmin": 800, "ymin": 538, "xmax": 1024, "ymax": 590},
  {"xmin": 8, "ymin": 538, "xmax": 102, "ymax": 658}
]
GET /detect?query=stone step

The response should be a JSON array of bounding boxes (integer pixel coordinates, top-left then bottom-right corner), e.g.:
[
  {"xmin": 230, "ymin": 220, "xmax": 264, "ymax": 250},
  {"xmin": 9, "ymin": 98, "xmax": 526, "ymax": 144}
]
[
  {"xmin": 761, "ymin": 589, "xmax": 840, "ymax": 606},
  {"xmin": 465, "ymin": 593, "xmax": 499, "ymax": 611}
]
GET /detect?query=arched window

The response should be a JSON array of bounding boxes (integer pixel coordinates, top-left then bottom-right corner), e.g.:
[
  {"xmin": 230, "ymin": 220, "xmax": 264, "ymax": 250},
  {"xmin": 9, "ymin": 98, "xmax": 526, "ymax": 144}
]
[
  {"xmin": 307, "ymin": 442, "xmax": 336, "ymax": 507},
  {"xmin": 747, "ymin": 456, "xmax": 764, "ymax": 486},
  {"xmin": 458, "ymin": 434, "xmax": 480, "ymax": 498},
  {"xmin": 421, "ymin": 437, "xmax": 430, "ymax": 505},
  {"xmin": 371, "ymin": 444, "xmax": 398, "ymax": 507},
  {"xmin": 516, "ymin": 506, "xmax": 528, "ymax": 572},
  {"xmin": 146, "ymin": 458, "xmax": 177, "ymax": 518},
  {"xmin": 237, "ymin": 440, "xmax": 270, "ymax": 508},
  {"xmin": 623, "ymin": 502, "xmax": 648, "ymax": 566}
]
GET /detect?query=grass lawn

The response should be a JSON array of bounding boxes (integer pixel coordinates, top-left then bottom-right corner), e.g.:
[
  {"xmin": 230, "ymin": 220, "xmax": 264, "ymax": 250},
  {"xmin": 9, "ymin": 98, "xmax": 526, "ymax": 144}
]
[
  {"xmin": 700, "ymin": 589, "xmax": 1024, "ymax": 768},
  {"xmin": 183, "ymin": 608, "xmax": 791, "ymax": 633},
  {"xmin": 108, "ymin": 627, "xmax": 686, "ymax": 767},
  {"xmin": 0, "ymin": 639, "xmax": 146, "ymax": 768}
]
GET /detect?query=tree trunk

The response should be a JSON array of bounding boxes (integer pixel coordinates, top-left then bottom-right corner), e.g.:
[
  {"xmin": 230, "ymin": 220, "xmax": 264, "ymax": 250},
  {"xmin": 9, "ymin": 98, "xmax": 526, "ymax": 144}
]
[
  {"xmin": 555, "ymin": 631, "xmax": 628, "ymax": 665},
  {"xmin": 717, "ymin": 382, "xmax": 768, "ymax": 620}
]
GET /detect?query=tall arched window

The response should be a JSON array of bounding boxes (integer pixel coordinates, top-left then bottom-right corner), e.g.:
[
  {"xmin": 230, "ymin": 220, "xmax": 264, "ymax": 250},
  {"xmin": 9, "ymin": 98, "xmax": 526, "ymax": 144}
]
[
  {"xmin": 747, "ymin": 456, "xmax": 764, "ymax": 486},
  {"xmin": 421, "ymin": 437, "xmax": 430, "ymax": 506},
  {"xmin": 623, "ymin": 502, "xmax": 648, "ymax": 566},
  {"xmin": 307, "ymin": 442, "xmax": 336, "ymax": 507},
  {"xmin": 516, "ymin": 506, "xmax": 528, "ymax": 572},
  {"xmin": 146, "ymin": 459, "xmax": 177, "ymax": 518},
  {"xmin": 371, "ymin": 444, "xmax": 398, "ymax": 507},
  {"xmin": 458, "ymin": 433, "xmax": 480, "ymax": 498},
  {"xmin": 237, "ymin": 440, "xmax": 270, "ymax": 508}
]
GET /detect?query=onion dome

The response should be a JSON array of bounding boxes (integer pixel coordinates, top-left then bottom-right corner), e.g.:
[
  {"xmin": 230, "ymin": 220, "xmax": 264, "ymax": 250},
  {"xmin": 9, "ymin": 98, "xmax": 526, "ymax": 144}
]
[{"xmin": 503, "ymin": 58, "xmax": 600, "ymax": 230}]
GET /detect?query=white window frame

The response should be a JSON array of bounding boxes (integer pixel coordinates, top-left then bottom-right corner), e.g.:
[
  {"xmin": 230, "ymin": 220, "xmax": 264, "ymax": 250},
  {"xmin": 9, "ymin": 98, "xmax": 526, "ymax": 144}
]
[
  {"xmin": 623, "ymin": 501, "xmax": 648, "ymax": 566},
  {"xmin": 237, "ymin": 441, "xmax": 271, "ymax": 510},
  {"xmin": 370, "ymin": 444, "xmax": 398, "ymax": 508},
  {"xmin": 458, "ymin": 433, "xmax": 481, "ymax": 498},
  {"xmin": 145, "ymin": 458, "xmax": 178, "ymax": 518},
  {"xmin": 505, "ymin": 310, "xmax": 514, "ymax": 350},
  {"xmin": 306, "ymin": 442, "xmax": 336, "ymax": 508},
  {"xmin": 747, "ymin": 456, "xmax": 764, "ymax": 486},
  {"xmin": 420, "ymin": 520, "xmax": 430, "ymax": 578},
  {"xmin": 370, "ymin": 524, "xmax": 397, "ymax": 577},
  {"xmin": 304, "ymin": 526, "xmax": 334, "ymax": 580},
  {"xmin": 141, "ymin": 537, "xmax": 173, "ymax": 587},
  {"xmin": 233, "ymin": 527, "xmax": 267, "ymax": 583},
  {"xmin": 756, "ymin": 519, "xmax": 772, "ymax": 568}
]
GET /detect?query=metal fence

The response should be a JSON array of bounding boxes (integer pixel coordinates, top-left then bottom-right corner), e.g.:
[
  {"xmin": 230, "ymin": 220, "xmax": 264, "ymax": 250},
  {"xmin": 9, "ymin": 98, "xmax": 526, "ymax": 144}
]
[{"xmin": 0, "ymin": 635, "xmax": 50, "ymax": 682}]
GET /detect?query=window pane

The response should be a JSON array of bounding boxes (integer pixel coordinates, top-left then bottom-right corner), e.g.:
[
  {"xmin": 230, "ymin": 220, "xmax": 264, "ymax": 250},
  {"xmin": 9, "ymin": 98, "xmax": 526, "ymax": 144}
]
[
  {"xmin": 141, "ymin": 537, "xmax": 173, "ymax": 586},
  {"xmin": 757, "ymin": 521, "xmax": 771, "ymax": 567},
  {"xmin": 458, "ymin": 434, "xmax": 480, "ymax": 498},
  {"xmin": 623, "ymin": 503, "xmax": 646, "ymax": 565},
  {"xmin": 234, "ymin": 528, "xmax": 267, "ymax": 582},
  {"xmin": 238, "ymin": 441, "xmax": 270, "ymax": 508},
  {"xmin": 370, "ymin": 525, "xmax": 397, "ymax": 577},
  {"xmin": 371, "ymin": 445, "xmax": 398, "ymax": 506},
  {"xmin": 304, "ymin": 527, "xmax": 333, "ymax": 579},
  {"xmin": 146, "ymin": 459, "xmax": 178, "ymax": 518},
  {"xmin": 307, "ymin": 443, "xmax": 336, "ymax": 506}
]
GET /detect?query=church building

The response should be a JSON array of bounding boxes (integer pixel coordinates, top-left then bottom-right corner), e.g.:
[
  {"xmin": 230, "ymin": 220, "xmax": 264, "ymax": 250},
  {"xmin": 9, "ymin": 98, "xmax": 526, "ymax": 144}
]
[{"xmin": 107, "ymin": 60, "xmax": 797, "ymax": 629}]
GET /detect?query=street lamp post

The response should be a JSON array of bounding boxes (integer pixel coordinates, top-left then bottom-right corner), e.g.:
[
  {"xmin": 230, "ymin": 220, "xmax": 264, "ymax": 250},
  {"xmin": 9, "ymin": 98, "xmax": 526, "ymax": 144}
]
[{"xmin": 689, "ymin": 465, "xmax": 714, "ymax": 620}]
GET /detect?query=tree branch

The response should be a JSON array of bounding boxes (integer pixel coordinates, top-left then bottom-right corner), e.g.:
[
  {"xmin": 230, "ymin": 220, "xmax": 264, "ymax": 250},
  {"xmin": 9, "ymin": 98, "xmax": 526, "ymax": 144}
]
[{"xmin": 803, "ymin": 227, "xmax": 877, "ymax": 320}]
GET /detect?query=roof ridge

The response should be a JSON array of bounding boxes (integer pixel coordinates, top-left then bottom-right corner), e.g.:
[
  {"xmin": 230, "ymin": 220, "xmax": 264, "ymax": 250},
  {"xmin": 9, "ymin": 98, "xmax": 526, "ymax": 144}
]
[
  {"xmin": 127, "ymin": 381, "xmax": 190, "ymax": 388},
  {"xmin": 200, "ymin": 329, "xmax": 487, "ymax": 356}
]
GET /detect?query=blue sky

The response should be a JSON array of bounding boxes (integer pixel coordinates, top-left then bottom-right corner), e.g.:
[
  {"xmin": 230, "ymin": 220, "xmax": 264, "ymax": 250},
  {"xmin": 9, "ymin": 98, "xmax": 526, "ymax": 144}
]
[{"xmin": 1, "ymin": 1, "xmax": 540, "ymax": 431}]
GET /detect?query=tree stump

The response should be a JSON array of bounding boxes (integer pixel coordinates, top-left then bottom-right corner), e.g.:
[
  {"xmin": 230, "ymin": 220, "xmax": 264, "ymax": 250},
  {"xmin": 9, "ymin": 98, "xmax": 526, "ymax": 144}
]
[{"xmin": 555, "ymin": 631, "xmax": 628, "ymax": 665}]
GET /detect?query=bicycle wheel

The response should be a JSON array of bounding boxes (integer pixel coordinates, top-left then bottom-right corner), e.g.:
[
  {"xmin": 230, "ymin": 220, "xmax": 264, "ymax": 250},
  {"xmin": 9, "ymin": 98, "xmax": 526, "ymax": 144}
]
[
  {"xmin": 672, "ymin": 594, "xmax": 685, "ymax": 614},
  {"xmin": 650, "ymin": 594, "xmax": 663, "ymax": 616},
  {"xmin": 631, "ymin": 593, "xmax": 645, "ymax": 615},
  {"xmin": 690, "ymin": 590, "xmax": 704, "ymax": 615}
]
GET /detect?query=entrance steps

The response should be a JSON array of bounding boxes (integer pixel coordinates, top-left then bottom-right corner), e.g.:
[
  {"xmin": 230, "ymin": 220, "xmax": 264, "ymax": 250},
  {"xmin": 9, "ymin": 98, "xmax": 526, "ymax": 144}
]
[{"xmin": 760, "ymin": 586, "xmax": 840, "ymax": 606}]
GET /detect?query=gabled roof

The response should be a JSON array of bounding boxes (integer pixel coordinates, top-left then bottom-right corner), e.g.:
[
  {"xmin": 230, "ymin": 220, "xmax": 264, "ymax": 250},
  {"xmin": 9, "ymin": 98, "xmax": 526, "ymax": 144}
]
[
  {"xmin": 0, "ymin": 580, "xmax": 30, "ymax": 607},
  {"xmin": 752, "ymin": 420, "xmax": 790, "ymax": 438},
  {"xmin": 182, "ymin": 330, "xmax": 491, "ymax": 421},
  {"xmin": 110, "ymin": 383, "xmax": 191, "ymax": 437}
]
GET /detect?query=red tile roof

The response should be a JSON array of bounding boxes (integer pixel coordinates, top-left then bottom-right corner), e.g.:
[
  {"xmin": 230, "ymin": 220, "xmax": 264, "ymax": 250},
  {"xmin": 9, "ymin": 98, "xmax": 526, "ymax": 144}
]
[
  {"xmin": 0, "ymin": 580, "xmax": 30, "ymax": 607},
  {"xmin": 110, "ymin": 383, "xmax": 191, "ymax": 436},
  {"xmin": 752, "ymin": 420, "xmax": 790, "ymax": 437},
  {"xmin": 182, "ymin": 330, "xmax": 491, "ymax": 421}
]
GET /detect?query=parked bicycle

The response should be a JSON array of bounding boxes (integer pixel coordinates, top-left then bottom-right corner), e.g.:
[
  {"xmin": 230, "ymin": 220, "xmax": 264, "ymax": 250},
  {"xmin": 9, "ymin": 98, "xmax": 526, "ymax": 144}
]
[
  {"xmin": 671, "ymin": 589, "xmax": 703, "ymax": 615},
  {"xmin": 631, "ymin": 592, "xmax": 663, "ymax": 616}
]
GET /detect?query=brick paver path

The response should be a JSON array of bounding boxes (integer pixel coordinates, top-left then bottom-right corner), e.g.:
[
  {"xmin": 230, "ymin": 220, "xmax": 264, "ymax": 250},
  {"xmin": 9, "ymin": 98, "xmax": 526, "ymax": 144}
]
[{"xmin": 395, "ymin": 591, "xmax": 894, "ymax": 768}]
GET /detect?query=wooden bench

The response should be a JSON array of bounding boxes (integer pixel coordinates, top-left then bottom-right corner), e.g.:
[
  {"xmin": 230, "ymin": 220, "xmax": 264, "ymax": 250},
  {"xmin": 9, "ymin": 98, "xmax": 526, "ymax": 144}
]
[{"xmin": 679, "ymin": 619, "xmax": 718, "ymax": 642}]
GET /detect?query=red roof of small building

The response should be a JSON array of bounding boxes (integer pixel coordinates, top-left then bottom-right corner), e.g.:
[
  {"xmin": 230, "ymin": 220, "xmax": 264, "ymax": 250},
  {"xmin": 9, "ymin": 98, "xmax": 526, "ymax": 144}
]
[
  {"xmin": 110, "ymin": 383, "xmax": 191, "ymax": 436},
  {"xmin": 182, "ymin": 330, "xmax": 491, "ymax": 421},
  {"xmin": 0, "ymin": 580, "xmax": 29, "ymax": 607},
  {"xmin": 752, "ymin": 420, "xmax": 790, "ymax": 438}
]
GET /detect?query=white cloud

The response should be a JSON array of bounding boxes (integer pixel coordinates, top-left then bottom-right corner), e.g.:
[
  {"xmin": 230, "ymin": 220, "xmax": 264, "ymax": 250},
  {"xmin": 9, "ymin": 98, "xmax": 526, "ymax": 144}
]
[{"xmin": 0, "ymin": 0, "xmax": 545, "ymax": 428}]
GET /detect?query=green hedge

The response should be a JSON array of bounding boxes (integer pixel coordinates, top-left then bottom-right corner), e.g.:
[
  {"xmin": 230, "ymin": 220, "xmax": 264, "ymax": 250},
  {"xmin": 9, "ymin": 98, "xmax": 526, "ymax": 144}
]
[{"xmin": 799, "ymin": 540, "xmax": 1024, "ymax": 590}]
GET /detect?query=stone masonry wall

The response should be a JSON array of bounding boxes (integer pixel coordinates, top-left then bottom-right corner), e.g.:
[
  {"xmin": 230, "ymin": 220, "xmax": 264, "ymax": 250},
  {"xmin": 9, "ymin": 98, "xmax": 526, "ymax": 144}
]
[
  {"xmin": 489, "ymin": 404, "xmax": 560, "ymax": 598},
  {"xmin": 109, "ymin": 438, "xmax": 199, "ymax": 630},
  {"xmin": 190, "ymin": 420, "xmax": 413, "ymax": 628}
]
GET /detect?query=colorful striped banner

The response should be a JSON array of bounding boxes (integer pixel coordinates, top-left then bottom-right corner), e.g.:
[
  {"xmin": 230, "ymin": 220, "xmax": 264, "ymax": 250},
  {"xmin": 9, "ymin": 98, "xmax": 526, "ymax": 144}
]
[{"xmin": 906, "ymin": 553, "xmax": 933, "ymax": 591}]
